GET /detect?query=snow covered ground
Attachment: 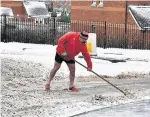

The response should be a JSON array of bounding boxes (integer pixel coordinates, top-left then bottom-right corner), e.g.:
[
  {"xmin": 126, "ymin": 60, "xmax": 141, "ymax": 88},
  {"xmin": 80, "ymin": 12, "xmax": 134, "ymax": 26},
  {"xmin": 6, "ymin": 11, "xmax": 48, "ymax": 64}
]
[
  {"xmin": 1, "ymin": 42, "xmax": 150, "ymax": 77},
  {"xmin": 0, "ymin": 42, "xmax": 150, "ymax": 117}
]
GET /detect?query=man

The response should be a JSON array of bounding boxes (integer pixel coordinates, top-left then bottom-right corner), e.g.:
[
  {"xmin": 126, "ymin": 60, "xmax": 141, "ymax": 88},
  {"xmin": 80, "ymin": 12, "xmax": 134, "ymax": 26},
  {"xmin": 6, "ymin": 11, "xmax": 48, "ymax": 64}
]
[{"xmin": 45, "ymin": 31, "xmax": 92, "ymax": 92}]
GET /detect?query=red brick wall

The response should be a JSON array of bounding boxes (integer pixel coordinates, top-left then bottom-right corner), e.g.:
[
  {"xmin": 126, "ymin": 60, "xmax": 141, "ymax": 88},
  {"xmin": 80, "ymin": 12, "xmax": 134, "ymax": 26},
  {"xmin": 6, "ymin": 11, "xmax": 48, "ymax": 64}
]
[
  {"xmin": 71, "ymin": 1, "xmax": 126, "ymax": 23},
  {"xmin": 71, "ymin": 1, "xmax": 150, "ymax": 24}
]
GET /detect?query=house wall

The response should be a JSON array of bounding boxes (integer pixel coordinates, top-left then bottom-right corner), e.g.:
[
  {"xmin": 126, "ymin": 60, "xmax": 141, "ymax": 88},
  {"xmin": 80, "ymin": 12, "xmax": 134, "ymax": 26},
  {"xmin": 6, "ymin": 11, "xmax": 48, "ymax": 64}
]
[
  {"xmin": 71, "ymin": 1, "xmax": 150, "ymax": 43},
  {"xmin": 71, "ymin": 1, "xmax": 125, "ymax": 23},
  {"xmin": 1, "ymin": 1, "xmax": 27, "ymax": 17},
  {"xmin": 71, "ymin": 1, "xmax": 150, "ymax": 24}
]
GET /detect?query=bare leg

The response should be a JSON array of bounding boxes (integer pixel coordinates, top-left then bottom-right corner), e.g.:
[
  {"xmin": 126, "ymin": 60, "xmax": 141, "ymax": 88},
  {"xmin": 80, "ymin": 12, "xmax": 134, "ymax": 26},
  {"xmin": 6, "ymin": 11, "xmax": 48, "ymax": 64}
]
[
  {"xmin": 46, "ymin": 61, "xmax": 61, "ymax": 85},
  {"xmin": 66, "ymin": 63, "xmax": 75, "ymax": 88}
]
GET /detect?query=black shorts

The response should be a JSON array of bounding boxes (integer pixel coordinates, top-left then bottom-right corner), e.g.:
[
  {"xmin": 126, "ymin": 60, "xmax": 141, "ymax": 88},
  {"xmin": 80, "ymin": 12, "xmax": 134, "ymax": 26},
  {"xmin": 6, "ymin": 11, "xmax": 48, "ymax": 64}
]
[{"xmin": 55, "ymin": 53, "xmax": 75, "ymax": 64}]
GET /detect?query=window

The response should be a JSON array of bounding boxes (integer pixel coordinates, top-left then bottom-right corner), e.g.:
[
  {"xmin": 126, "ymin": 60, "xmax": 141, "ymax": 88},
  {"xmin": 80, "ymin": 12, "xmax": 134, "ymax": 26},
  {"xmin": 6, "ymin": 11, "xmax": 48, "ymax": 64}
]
[
  {"xmin": 97, "ymin": 0, "xmax": 104, "ymax": 8},
  {"xmin": 91, "ymin": 0, "xmax": 104, "ymax": 8},
  {"xmin": 91, "ymin": 0, "xmax": 96, "ymax": 7}
]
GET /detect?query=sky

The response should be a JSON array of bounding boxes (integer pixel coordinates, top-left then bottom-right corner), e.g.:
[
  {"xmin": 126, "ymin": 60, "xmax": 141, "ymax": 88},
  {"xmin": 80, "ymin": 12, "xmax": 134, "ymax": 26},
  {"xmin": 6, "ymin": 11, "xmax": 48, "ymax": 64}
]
[{"xmin": 0, "ymin": 42, "xmax": 150, "ymax": 77}]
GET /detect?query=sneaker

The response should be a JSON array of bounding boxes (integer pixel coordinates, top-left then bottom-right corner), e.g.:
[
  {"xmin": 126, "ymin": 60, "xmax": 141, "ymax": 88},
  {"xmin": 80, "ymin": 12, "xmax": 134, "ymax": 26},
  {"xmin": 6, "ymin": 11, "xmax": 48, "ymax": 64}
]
[
  {"xmin": 69, "ymin": 86, "xmax": 78, "ymax": 92},
  {"xmin": 45, "ymin": 84, "xmax": 50, "ymax": 90}
]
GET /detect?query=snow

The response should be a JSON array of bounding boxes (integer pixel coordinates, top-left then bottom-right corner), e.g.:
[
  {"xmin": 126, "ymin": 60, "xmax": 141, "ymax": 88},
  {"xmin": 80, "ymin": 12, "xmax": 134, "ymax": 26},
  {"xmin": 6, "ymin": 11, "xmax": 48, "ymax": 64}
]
[
  {"xmin": 23, "ymin": 1, "xmax": 49, "ymax": 17},
  {"xmin": 129, "ymin": 5, "xmax": 150, "ymax": 29},
  {"xmin": 0, "ymin": 7, "xmax": 14, "ymax": 16},
  {"xmin": 0, "ymin": 42, "xmax": 150, "ymax": 77},
  {"xmin": 129, "ymin": 5, "xmax": 150, "ymax": 19},
  {"xmin": 1, "ymin": 42, "xmax": 150, "ymax": 117}
]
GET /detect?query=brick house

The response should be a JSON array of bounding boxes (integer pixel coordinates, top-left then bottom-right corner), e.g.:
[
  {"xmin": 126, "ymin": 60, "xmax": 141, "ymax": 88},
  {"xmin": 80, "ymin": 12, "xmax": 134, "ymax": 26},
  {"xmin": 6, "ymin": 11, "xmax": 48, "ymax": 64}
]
[
  {"xmin": 1, "ymin": 0, "xmax": 50, "ymax": 17},
  {"xmin": 71, "ymin": 1, "xmax": 150, "ymax": 49},
  {"xmin": 1, "ymin": 0, "xmax": 50, "ymax": 24},
  {"xmin": 71, "ymin": 1, "xmax": 150, "ymax": 23},
  {"xmin": 71, "ymin": 1, "xmax": 150, "ymax": 32}
]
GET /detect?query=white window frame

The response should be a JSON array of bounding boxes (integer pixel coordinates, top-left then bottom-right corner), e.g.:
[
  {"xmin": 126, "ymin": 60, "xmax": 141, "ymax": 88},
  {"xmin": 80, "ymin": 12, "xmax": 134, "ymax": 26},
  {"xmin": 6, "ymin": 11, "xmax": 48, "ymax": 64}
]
[
  {"xmin": 97, "ymin": 0, "xmax": 104, "ymax": 8},
  {"xmin": 91, "ymin": 0, "xmax": 97, "ymax": 8}
]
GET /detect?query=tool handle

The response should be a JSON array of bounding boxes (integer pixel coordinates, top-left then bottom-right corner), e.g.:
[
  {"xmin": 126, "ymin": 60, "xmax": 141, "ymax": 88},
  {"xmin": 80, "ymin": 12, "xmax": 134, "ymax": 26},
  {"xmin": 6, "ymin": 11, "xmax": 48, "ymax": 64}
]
[{"xmin": 74, "ymin": 59, "xmax": 127, "ymax": 96}]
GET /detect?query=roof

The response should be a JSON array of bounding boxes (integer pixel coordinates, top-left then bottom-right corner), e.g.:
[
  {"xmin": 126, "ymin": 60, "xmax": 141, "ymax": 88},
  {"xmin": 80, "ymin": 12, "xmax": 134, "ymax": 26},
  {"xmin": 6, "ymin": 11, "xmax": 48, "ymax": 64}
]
[
  {"xmin": 0, "ymin": 7, "xmax": 14, "ymax": 16},
  {"xmin": 23, "ymin": 1, "xmax": 50, "ymax": 18},
  {"xmin": 128, "ymin": 5, "xmax": 150, "ymax": 30}
]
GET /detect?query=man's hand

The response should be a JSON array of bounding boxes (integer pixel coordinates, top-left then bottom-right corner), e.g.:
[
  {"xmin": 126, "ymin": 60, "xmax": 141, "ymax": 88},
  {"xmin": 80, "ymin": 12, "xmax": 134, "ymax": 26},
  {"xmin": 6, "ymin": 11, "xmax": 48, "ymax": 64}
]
[
  {"xmin": 61, "ymin": 52, "xmax": 67, "ymax": 56},
  {"xmin": 87, "ymin": 67, "xmax": 92, "ymax": 71}
]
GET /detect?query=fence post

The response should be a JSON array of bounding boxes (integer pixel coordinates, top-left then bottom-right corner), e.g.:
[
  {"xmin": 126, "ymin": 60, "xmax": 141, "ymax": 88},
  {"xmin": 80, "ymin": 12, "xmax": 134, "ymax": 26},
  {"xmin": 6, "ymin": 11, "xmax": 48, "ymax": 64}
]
[
  {"xmin": 51, "ymin": 11, "xmax": 57, "ymax": 46},
  {"xmin": 91, "ymin": 24, "xmax": 96, "ymax": 33},
  {"xmin": 124, "ymin": 23, "xmax": 128, "ymax": 49},
  {"xmin": 125, "ymin": 0, "xmax": 128, "ymax": 49},
  {"xmin": 103, "ymin": 21, "xmax": 107, "ymax": 49},
  {"xmin": 142, "ymin": 29, "xmax": 146, "ymax": 49},
  {"xmin": 3, "ymin": 15, "xmax": 7, "ymax": 42},
  {"xmin": 53, "ymin": 17, "xmax": 56, "ymax": 46}
]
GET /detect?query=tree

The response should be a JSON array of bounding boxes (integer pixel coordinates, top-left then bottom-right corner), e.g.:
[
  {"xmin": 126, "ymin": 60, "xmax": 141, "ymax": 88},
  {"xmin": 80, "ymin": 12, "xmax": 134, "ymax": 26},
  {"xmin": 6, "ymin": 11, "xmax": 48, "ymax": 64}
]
[{"xmin": 60, "ymin": 9, "xmax": 70, "ymax": 23}]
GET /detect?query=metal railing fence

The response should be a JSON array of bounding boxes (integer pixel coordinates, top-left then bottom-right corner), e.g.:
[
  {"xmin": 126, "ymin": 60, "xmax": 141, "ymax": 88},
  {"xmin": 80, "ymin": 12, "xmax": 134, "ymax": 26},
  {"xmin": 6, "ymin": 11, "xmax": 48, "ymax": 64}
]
[{"xmin": 1, "ymin": 15, "xmax": 150, "ymax": 49}]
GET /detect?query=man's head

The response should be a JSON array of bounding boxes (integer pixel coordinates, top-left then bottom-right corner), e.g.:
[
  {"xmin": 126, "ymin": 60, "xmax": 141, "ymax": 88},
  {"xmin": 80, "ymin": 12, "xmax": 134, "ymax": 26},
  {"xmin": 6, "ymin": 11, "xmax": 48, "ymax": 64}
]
[{"xmin": 79, "ymin": 31, "xmax": 89, "ymax": 43}]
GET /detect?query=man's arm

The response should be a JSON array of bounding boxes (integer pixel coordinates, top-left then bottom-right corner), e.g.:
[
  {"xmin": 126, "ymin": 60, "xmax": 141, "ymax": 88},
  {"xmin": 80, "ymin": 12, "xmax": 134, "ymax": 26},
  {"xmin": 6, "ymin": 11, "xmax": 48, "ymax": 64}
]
[
  {"xmin": 81, "ymin": 44, "xmax": 92, "ymax": 70},
  {"xmin": 57, "ymin": 33, "xmax": 69, "ymax": 54}
]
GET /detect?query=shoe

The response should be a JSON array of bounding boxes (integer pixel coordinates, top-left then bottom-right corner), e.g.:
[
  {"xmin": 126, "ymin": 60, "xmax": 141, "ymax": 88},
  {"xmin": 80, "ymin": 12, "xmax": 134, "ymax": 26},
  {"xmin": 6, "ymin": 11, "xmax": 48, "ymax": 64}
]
[
  {"xmin": 69, "ymin": 86, "xmax": 78, "ymax": 92},
  {"xmin": 45, "ymin": 84, "xmax": 50, "ymax": 90}
]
